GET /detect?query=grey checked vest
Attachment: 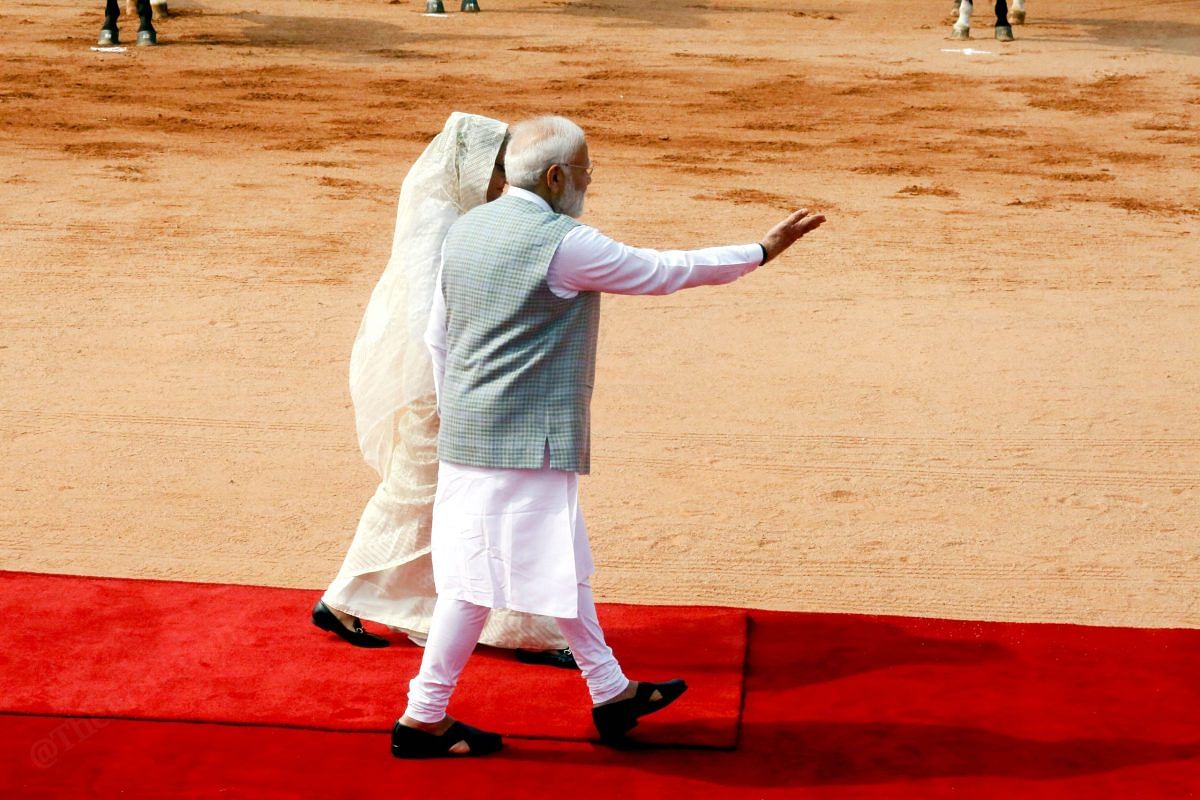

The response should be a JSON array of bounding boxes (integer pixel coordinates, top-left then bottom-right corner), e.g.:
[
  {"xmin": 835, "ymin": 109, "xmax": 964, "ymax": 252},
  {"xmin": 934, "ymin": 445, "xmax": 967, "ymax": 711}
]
[{"xmin": 438, "ymin": 195, "xmax": 599, "ymax": 474}]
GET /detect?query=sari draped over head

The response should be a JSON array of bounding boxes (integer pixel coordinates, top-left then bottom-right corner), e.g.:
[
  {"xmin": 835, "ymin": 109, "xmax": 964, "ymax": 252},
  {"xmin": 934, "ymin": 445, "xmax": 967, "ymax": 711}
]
[{"xmin": 350, "ymin": 112, "xmax": 508, "ymax": 477}]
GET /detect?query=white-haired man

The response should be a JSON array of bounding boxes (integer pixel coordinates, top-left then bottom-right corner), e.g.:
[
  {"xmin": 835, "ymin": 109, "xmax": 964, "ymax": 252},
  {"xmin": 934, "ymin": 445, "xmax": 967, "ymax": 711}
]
[{"xmin": 391, "ymin": 115, "xmax": 825, "ymax": 758}]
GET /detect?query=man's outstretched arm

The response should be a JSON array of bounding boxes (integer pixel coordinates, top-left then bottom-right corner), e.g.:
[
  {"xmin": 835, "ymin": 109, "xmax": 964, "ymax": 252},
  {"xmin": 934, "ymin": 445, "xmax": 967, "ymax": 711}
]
[{"xmin": 548, "ymin": 209, "xmax": 826, "ymax": 298}]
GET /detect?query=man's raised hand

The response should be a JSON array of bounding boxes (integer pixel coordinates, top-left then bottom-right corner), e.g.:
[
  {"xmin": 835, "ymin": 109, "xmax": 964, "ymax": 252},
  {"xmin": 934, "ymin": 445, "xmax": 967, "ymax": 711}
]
[{"xmin": 760, "ymin": 208, "xmax": 826, "ymax": 264}]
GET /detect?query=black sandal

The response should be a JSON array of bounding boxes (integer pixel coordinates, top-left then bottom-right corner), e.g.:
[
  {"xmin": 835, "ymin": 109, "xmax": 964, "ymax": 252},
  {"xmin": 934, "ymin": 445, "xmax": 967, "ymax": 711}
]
[
  {"xmin": 391, "ymin": 719, "xmax": 503, "ymax": 759},
  {"xmin": 592, "ymin": 678, "xmax": 688, "ymax": 744},
  {"xmin": 515, "ymin": 647, "xmax": 579, "ymax": 670},
  {"xmin": 311, "ymin": 600, "xmax": 389, "ymax": 648}
]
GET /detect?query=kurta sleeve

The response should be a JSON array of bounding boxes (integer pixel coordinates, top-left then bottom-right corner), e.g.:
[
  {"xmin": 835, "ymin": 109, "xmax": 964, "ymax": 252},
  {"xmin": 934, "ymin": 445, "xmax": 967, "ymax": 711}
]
[
  {"xmin": 546, "ymin": 224, "xmax": 765, "ymax": 299},
  {"xmin": 424, "ymin": 256, "xmax": 449, "ymax": 408}
]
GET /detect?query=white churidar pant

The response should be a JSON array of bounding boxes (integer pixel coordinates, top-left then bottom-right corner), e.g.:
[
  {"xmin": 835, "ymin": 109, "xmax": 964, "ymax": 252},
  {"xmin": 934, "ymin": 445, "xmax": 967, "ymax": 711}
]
[{"xmin": 405, "ymin": 580, "xmax": 627, "ymax": 723}]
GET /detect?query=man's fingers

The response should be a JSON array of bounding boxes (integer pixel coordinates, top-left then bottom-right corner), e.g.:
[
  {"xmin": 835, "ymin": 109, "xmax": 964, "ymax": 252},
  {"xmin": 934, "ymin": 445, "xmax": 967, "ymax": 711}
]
[{"xmin": 789, "ymin": 213, "xmax": 825, "ymax": 237}]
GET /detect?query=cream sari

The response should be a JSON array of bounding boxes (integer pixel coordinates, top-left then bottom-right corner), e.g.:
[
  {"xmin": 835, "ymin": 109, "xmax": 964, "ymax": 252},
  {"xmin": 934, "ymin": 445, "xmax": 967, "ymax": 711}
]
[{"xmin": 323, "ymin": 112, "xmax": 568, "ymax": 650}]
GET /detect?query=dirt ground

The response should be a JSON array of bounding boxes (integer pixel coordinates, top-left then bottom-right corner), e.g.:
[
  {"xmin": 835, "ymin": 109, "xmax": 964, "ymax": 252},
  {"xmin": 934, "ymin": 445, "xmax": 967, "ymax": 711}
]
[{"xmin": 2, "ymin": 0, "xmax": 1197, "ymax": 627}]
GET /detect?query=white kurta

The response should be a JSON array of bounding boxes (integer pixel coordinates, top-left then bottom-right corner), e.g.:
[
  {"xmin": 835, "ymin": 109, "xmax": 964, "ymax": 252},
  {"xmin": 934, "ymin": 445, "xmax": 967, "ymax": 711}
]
[
  {"xmin": 425, "ymin": 187, "xmax": 763, "ymax": 619},
  {"xmin": 430, "ymin": 453, "xmax": 593, "ymax": 619}
]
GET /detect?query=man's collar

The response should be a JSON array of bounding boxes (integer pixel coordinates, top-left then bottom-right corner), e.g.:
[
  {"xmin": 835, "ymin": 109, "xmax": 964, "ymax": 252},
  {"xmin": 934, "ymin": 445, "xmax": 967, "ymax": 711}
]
[{"xmin": 506, "ymin": 186, "xmax": 553, "ymax": 212}]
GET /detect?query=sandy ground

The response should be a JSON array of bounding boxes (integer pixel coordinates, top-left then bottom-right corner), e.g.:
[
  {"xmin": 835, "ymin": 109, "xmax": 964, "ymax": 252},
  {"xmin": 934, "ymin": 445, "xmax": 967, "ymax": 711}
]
[{"xmin": 2, "ymin": 0, "xmax": 1198, "ymax": 627}]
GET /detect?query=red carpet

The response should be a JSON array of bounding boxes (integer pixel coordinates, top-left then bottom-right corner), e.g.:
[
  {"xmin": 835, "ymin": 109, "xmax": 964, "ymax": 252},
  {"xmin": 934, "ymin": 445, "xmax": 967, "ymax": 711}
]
[
  {"xmin": 3, "ymin": 571, "xmax": 1200, "ymax": 798},
  {"xmin": 0, "ymin": 571, "xmax": 745, "ymax": 747}
]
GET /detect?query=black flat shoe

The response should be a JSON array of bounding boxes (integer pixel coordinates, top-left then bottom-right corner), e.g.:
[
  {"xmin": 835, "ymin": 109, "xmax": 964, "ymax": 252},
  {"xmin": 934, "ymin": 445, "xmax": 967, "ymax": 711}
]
[
  {"xmin": 311, "ymin": 600, "xmax": 389, "ymax": 648},
  {"xmin": 592, "ymin": 678, "xmax": 688, "ymax": 744},
  {"xmin": 515, "ymin": 647, "xmax": 578, "ymax": 670},
  {"xmin": 391, "ymin": 719, "xmax": 503, "ymax": 759}
]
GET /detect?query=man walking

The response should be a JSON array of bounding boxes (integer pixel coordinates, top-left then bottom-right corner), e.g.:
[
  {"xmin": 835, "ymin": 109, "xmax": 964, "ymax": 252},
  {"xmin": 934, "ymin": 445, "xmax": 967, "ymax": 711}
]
[{"xmin": 391, "ymin": 115, "xmax": 825, "ymax": 758}]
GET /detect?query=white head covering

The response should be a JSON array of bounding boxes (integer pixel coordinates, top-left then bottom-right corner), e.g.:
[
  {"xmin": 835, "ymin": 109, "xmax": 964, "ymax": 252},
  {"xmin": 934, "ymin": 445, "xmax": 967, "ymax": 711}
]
[{"xmin": 350, "ymin": 112, "xmax": 508, "ymax": 476}]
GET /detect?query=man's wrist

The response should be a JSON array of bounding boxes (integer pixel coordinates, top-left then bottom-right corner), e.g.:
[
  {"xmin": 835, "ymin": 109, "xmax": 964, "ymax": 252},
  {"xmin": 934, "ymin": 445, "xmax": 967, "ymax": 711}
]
[{"xmin": 758, "ymin": 242, "xmax": 769, "ymax": 265}]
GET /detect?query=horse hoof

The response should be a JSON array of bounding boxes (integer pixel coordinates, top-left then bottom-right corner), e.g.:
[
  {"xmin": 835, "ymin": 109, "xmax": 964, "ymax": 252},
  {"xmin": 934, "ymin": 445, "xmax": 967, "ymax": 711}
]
[
  {"xmin": 995, "ymin": 24, "xmax": 1014, "ymax": 41},
  {"xmin": 1011, "ymin": 9, "xmax": 1025, "ymax": 24},
  {"xmin": 425, "ymin": 0, "xmax": 446, "ymax": 12},
  {"xmin": 951, "ymin": 25, "xmax": 970, "ymax": 40},
  {"xmin": 97, "ymin": 28, "xmax": 118, "ymax": 46},
  {"xmin": 137, "ymin": 28, "xmax": 157, "ymax": 46},
  {"xmin": 461, "ymin": 0, "xmax": 480, "ymax": 10}
]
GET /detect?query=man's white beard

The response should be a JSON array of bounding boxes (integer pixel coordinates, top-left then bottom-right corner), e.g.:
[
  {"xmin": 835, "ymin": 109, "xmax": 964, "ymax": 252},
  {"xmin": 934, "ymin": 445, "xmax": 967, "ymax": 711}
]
[{"xmin": 553, "ymin": 183, "xmax": 585, "ymax": 218}]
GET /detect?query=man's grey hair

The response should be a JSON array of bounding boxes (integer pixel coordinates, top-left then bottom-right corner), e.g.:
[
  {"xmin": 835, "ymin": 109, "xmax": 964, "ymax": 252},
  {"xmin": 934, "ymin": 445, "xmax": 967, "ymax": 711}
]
[{"xmin": 504, "ymin": 116, "xmax": 586, "ymax": 191}]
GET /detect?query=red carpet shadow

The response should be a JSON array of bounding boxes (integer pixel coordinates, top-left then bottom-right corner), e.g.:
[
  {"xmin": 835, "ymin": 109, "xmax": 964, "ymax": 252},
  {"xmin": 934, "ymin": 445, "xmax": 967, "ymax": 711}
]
[
  {"xmin": 512, "ymin": 721, "xmax": 1200, "ymax": 788},
  {"xmin": 745, "ymin": 613, "xmax": 1011, "ymax": 691}
]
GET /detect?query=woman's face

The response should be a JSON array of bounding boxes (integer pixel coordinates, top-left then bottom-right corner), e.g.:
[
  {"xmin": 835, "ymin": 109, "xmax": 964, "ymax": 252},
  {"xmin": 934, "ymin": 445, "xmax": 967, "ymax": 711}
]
[{"xmin": 486, "ymin": 141, "xmax": 508, "ymax": 202}]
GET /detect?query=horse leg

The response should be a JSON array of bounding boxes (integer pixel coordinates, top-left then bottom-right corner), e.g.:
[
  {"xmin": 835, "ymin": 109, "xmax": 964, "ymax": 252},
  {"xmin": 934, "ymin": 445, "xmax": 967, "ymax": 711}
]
[
  {"xmin": 952, "ymin": 0, "xmax": 972, "ymax": 39},
  {"xmin": 99, "ymin": 0, "xmax": 120, "ymax": 45},
  {"xmin": 135, "ymin": 0, "xmax": 157, "ymax": 45},
  {"xmin": 995, "ymin": 0, "xmax": 1014, "ymax": 41},
  {"xmin": 1011, "ymin": 0, "xmax": 1026, "ymax": 24}
]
